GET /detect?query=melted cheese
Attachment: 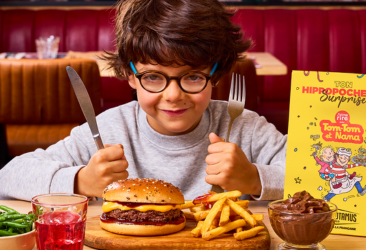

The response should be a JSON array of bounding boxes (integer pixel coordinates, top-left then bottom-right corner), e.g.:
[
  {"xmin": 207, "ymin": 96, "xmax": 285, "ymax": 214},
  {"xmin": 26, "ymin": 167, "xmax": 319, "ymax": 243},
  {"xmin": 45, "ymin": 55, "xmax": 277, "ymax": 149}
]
[{"xmin": 103, "ymin": 202, "xmax": 181, "ymax": 213}]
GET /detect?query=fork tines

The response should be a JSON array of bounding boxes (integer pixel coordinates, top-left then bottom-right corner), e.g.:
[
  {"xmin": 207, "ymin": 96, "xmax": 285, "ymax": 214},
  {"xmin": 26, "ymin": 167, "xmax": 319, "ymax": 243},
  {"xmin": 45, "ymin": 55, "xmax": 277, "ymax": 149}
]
[{"xmin": 230, "ymin": 73, "xmax": 245, "ymax": 103}]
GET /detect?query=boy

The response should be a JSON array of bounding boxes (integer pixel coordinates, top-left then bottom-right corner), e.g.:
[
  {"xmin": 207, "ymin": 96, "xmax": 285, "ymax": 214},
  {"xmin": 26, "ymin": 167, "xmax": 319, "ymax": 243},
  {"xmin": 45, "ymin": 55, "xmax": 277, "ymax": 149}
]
[{"xmin": 0, "ymin": 0, "xmax": 287, "ymax": 201}]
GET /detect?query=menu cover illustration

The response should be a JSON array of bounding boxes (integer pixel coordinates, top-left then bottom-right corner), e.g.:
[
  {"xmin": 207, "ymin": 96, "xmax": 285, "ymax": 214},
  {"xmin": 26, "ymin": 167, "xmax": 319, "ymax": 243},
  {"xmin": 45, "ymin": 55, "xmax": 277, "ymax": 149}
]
[{"xmin": 285, "ymin": 70, "xmax": 366, "ymax": 236}]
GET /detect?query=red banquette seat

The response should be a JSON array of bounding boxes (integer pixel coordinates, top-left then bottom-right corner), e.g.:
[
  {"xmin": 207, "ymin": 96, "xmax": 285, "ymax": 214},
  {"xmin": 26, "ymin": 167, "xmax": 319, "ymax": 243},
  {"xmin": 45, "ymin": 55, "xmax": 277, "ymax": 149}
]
[{"xmin": 1, "ymin": 7, "xmax": 366, "ymax": 135}]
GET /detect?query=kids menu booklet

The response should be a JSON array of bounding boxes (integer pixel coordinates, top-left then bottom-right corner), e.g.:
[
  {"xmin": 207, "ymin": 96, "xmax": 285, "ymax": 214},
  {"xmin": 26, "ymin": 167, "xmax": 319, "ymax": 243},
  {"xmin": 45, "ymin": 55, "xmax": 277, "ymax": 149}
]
[{"xmin": 285, "ymin": 70, "xmax": 366, "ymax": 236}]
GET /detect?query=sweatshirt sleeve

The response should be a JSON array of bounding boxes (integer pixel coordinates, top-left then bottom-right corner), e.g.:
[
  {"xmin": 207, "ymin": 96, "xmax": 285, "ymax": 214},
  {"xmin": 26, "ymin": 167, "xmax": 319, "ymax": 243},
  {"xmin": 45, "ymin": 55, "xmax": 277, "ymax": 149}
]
[
  {"xmin": 0, "ymin": 124, "xmax": 95, "ymax": 201},
  {"xmin": 249, "ymin": 116, "xmax": 287, "ymax": 201}
]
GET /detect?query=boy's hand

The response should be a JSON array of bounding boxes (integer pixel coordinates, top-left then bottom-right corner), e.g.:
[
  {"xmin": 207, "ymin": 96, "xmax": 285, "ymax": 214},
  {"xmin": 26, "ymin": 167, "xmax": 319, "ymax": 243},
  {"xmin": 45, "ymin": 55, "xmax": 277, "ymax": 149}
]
[
  {"xmin": 74, "ymin": 144, "xmax": 129, "ymax": 197},
  {"xmin": 205, "ymin": 133, "xmax": 262, "ymax": 195}
]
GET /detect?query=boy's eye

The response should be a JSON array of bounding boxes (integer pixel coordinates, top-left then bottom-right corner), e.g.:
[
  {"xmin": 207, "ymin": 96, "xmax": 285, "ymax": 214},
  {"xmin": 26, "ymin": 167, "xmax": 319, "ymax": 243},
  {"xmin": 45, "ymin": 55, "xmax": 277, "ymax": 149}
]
[
  {"xmin": 184, "ymin": 73, "xmax": 205, "ymax": 82},
  {"xmin": 142, "ymin": 73, "xmax": 165, "ymax": 82}
]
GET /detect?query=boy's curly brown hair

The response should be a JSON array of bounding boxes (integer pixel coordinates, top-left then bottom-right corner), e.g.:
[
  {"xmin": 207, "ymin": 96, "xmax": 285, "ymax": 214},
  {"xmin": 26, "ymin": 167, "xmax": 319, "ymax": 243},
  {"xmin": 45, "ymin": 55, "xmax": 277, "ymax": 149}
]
[{"xmin": 105, "ymin": 0, "xmax": 251, "ymax": 86}]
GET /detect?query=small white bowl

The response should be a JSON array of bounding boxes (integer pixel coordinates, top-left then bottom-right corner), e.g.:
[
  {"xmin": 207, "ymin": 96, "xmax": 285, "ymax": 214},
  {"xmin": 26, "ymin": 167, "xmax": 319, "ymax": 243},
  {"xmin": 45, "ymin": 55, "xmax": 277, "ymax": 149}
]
[{"xmin": 0, "ymin": 230, "xmax": 36, "ymax": 250}]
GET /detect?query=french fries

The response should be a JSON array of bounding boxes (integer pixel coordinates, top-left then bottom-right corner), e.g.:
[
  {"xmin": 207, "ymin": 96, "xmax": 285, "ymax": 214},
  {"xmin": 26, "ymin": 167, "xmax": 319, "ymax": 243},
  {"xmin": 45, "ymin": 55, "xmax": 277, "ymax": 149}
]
[
  {"xmin": 251, "ymin": 214, "xmax": 264, "ymax": 221},
  {"xmin": 226, "ymin": 199, "xmax": 257, "ymax": 227},
  {"xmin": 208, "ymin": 218, "xmax": 219, "ymax": 231},
  {"xmin": 235, "ymin": 200, "xmax": 249, "ymax": 208},
  {"xmin": 201, "ymin": 198, "xmax": 226, "ymax": 234},
  {"xmin": 234, "ymin": 226, "xmax": 265, "ymax": 240},
  {"xmin": 193, "ymin": 210, "xmax": 210, "ymax": 221},
  {"xmin": 191, "ymin": 221, "xmax": 204, "ymax": 237},
  {"xmin": 181, "ymin": 200, "xmax": 195, "ymax": 209},
  {"xmin": 203, "ymin": 219, "xmax": 247, "ymax": 240},
  {"xmin": 187, "ymin": 190, "xmax": 264, "ymax": 241},
  {"xmin": 183, "ymin": 211, "xmax": 195, "ymax": 220},
  {"xmin": 190, "ymin": 204, "xmax": 205, "ymax": 213},
  {"xmin": 205, "ymin": 190, "xmax": 242, "ymax": 202},
  {"xmin": 219, "ymin": 204, "xmax": 230, "ymax": 226}
]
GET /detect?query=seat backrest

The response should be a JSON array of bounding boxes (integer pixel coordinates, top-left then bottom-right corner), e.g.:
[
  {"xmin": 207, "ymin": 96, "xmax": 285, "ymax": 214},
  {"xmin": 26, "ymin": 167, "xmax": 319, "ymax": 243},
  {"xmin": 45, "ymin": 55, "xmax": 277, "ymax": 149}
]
[
  {"xmin": 1, "ymin": 9, "xmax": 116, "ymax": 53},
  {"xmin": 231, "ymin": 8, "xmax": 366, "ymax": 104},
  {"xmin": 0, "ymin": 58, "xmax": 102, "ymax": 124},
  {"xmin": 213, "ymin": 59, "xmax": 258, "ymax": 111}
]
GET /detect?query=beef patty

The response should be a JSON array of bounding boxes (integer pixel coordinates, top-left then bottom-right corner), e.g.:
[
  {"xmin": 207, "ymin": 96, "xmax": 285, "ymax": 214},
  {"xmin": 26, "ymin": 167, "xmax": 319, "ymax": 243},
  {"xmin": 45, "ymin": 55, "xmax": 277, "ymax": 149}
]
[{"xmin": 106, "ymin": 209, "xmax": 182, "ymax": 223}]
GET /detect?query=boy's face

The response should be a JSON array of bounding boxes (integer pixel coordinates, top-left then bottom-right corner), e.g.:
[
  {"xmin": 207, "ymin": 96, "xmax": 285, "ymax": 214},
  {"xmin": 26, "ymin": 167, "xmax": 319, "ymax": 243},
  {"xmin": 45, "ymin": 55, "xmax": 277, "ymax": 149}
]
[{"xmin": 128, "ymin": 62, "xmax": 212, "ymax": 136}]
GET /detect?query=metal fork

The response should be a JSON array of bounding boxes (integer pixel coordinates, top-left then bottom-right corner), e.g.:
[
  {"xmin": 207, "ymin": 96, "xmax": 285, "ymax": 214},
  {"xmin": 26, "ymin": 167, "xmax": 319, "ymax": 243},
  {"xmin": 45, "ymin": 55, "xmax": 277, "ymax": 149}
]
[{"xmin": 211, "ymin": 73, "xmax": 246, "ymax": 193}]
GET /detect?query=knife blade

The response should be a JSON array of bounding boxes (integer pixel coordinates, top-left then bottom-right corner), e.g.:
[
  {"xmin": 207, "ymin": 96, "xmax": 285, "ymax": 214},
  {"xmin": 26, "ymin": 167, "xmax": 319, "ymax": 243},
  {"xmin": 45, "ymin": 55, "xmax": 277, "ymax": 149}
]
[
  {"xmin": 211, "ymin": 184, "xmax": 224, "ymax": 193},
  {"xmin": 66, "ymin": 66, "xmax": 104, "ymax": 150}
]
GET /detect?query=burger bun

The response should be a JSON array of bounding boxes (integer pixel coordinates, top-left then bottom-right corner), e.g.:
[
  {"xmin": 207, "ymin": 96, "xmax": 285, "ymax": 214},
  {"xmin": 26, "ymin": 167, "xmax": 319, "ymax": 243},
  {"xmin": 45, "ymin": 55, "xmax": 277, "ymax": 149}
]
[{"xmin": 103, "ymin": 178, "xmax": 184, "ymax": 204}]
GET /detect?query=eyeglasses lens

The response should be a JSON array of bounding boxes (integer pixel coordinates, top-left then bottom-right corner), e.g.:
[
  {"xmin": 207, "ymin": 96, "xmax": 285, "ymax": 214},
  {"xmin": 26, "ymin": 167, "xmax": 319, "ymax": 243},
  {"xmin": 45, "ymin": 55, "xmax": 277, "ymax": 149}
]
[
  {"xmin": 140, "ymin": 72, "xmax": 207, "ymax": 93},
  {"xmin": 141, "ymin": 72, "xmax": 166, "ymax": 92},
  {"xmin": 181, "ymin": 73, "xmax": 207, "ymax": 92}
]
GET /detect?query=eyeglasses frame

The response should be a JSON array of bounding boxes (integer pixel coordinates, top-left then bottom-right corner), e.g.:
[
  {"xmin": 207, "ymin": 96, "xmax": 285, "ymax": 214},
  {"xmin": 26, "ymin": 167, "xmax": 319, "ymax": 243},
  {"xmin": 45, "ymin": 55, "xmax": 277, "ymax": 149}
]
[{"xmin": 129, "ymin": 61, "xmax": 218, "ymax": 94}]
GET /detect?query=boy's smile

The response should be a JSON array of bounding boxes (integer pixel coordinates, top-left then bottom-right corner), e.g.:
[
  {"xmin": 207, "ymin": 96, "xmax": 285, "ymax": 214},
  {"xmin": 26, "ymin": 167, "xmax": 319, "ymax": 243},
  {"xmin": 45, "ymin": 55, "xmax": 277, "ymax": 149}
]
[
  {"xmin": 160, "ymin": 108, "xmax": 189, "ymax": 116},
  {"xmin": 128, "ymin": 62, "xmax": 213, "ymax": 136}
]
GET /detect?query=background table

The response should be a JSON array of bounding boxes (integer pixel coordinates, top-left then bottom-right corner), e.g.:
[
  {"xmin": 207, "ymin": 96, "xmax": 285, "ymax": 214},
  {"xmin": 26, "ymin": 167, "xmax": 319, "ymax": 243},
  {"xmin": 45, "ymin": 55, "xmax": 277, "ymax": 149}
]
[
  {"xmin": 97, "ymin": 52, "xmax": 287, "ymax": 77},
  {"xmin": 1, "ymin": 200, "xmax": 364, "ymax": 250},
  {"xmin": 20, "ymin": 51, "xmax": 287, "ymax": 77},
  {"xmin": 246, "ymin": 52, "xmax": 287, "ymax": 76}
]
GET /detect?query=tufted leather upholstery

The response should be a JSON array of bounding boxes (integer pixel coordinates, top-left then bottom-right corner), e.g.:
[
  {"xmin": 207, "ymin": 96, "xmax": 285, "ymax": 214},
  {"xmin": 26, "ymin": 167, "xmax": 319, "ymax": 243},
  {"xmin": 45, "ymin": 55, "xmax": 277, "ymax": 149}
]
[
  {"xmin": 0, "ymin": 59, "xmax": 102, "ymax": 157},
  {"xmin": 2, "ymin": 7, "xmax": 364, "ymax": 134},
  {"xmin": 1, "ymin": 9, "xmax": 116, "ymax": 53},
  {"xmin": 231, "ymin": 8, "xmax": 366, "ymax": 133}
]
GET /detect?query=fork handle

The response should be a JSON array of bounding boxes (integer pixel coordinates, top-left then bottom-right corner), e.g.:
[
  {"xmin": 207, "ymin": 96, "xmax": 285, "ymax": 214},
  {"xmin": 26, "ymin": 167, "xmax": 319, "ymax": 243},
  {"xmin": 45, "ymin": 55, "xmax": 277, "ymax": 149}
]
[{"xmin": 226, "ymin": 119, "xmax": 234, "ymax": 142}]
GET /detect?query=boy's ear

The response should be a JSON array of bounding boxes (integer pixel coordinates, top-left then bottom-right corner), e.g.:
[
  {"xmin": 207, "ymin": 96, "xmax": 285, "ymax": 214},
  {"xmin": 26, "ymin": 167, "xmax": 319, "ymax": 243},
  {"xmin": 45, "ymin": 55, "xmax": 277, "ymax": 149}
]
[{"xmin": 127, "ymin": 74, "xmax": 137, "ymax": 89}]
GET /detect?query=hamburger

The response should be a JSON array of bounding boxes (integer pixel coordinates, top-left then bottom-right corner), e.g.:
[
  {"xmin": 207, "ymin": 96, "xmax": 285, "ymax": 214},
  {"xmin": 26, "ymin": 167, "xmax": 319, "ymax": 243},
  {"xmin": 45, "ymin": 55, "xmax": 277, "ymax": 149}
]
[{"xmin": 100, "ymin": 178, "xmax": 186, "ymax": 236}]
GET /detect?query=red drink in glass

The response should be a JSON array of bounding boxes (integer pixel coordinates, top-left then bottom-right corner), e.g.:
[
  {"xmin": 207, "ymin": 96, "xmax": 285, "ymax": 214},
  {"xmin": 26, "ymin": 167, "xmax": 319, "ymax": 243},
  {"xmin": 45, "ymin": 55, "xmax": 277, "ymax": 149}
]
[
  {"xmin": 35, "ymin": 211, "xmax": 86, "ymax": 250},
  {"xmin": 31, "ymin": 194, "xmax": 88, "ymax": 250}
]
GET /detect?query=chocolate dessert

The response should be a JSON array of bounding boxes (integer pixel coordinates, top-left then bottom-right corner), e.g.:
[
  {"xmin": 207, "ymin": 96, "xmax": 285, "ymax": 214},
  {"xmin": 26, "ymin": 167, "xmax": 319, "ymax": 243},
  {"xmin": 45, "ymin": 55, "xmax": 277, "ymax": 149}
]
[{"xmin": 268, "ymin": 191, "xmax": 337, "ymax": 246}]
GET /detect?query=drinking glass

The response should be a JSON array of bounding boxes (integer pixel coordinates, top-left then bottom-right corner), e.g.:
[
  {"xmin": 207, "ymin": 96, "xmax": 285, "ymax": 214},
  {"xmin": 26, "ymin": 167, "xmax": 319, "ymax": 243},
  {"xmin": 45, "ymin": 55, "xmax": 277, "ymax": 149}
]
[
  {"xmin": 35, "ymin": 36, "xmax": 60, "ymax": 59},
  {"xmin": 31, "ymin": 193, "xmax": 88, "ymax": 250}
]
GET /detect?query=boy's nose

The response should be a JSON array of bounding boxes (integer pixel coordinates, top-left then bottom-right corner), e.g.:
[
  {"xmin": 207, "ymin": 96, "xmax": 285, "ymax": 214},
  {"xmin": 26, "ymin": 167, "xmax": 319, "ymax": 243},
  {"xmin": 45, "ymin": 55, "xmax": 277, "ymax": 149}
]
[{"xmin": 163, "ymin": 80, "xmax": 184, "ymax": 101}]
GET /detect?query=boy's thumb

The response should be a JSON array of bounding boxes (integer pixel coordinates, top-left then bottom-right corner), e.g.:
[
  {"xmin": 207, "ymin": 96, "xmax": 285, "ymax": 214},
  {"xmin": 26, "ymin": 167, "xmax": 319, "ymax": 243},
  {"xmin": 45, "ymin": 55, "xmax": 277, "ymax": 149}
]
[{"xmin": 209, "ymin": 132, "xmax": 225, "ymax": 144}]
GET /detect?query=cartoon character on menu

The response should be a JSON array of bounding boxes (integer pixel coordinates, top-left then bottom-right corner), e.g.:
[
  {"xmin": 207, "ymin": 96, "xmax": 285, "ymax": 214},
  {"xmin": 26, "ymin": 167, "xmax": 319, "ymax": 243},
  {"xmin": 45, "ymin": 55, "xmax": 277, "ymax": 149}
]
[
  {"xmin": 312, "ymin": 143, "xmax": 337, "ymax": 187},
  {"xmin": 323, "ymin": 148, "xmax": 366, "ymax": 202}
]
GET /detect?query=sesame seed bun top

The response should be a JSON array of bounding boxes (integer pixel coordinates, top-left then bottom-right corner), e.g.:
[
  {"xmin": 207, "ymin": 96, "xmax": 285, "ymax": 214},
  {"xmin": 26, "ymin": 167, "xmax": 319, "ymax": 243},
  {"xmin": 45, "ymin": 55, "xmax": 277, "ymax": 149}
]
[{"xmin": 102, "ymin": 178, "xmax": 185, "ymax": 204}]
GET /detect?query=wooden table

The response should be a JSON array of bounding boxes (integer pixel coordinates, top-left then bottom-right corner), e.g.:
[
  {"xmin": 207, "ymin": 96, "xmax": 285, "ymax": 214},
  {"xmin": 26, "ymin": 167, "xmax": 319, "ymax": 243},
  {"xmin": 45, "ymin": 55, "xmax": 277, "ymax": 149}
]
[
  {"xmin": 1, "ymin": 200, "xmax": 364, "ymax": 250},
  {"xmin": 97, "ymin": 52, "xmax": 287, "ymax": 77},
  {"xmin": 246, "ymin": 52, "xmax": 287, "ymax": 76}
]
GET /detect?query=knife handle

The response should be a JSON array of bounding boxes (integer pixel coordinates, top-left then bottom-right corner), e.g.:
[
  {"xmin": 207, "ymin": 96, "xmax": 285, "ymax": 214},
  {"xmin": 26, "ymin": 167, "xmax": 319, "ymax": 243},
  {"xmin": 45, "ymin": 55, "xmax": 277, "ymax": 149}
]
[{"xmin": 93, "ymin": 134, "xmax": 104, "ymax": 150}]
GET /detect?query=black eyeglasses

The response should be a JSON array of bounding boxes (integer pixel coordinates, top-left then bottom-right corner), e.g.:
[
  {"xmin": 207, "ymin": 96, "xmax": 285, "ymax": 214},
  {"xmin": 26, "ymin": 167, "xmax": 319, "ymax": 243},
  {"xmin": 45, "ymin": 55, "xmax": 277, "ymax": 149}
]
[{"xmin": 130, "ymin": 62, "xmax": 218, "ymax": 94}]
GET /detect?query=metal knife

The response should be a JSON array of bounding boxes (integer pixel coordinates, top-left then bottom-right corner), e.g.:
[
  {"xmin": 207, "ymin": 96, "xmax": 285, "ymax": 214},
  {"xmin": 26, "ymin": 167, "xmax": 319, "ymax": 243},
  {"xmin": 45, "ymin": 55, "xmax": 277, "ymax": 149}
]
[{"xmin": 66, "ymin": 66, "xmax": 104, "ymax": 150}]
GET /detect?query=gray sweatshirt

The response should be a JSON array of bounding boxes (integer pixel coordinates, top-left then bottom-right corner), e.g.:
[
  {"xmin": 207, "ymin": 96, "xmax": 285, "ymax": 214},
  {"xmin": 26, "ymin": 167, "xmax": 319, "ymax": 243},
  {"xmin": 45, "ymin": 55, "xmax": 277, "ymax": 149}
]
[{"xmin": 0, "ymin": 100, "xmax": 287, "ymax": 201}]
